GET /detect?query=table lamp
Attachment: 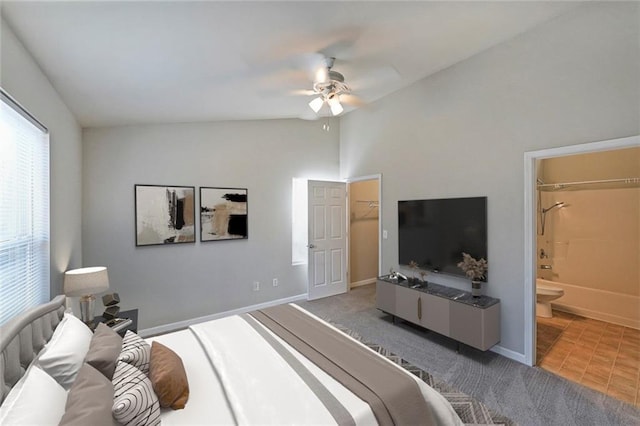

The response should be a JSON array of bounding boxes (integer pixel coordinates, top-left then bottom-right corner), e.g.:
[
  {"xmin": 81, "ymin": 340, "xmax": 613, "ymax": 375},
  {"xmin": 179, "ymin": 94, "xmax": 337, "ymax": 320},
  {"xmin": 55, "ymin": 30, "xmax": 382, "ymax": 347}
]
[{"xmin": 63, "ymin": 266, "xmax": 110, "ymax": 324}]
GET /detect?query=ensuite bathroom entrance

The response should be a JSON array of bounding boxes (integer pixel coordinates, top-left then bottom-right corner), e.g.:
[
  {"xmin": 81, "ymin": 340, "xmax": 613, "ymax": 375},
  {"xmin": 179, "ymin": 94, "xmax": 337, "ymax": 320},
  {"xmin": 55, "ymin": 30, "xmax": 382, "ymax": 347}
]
[{"xmin": 532, "ymin": 143, "xmax": 640, "ymax": 407}]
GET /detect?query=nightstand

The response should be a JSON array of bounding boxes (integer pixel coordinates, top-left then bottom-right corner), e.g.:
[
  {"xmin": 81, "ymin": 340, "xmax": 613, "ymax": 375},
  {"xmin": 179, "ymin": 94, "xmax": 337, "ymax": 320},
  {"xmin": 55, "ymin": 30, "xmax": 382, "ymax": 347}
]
[{"xmin": 93, "ymin": 308, "xmax": 138, "ymax": 336}]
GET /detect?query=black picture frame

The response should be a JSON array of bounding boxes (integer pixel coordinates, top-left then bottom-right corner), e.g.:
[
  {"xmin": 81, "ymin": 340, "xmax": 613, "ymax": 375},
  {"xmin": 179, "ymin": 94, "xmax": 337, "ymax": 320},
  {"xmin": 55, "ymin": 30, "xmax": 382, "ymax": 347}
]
[
  {"xmin": 134, "ymin": 184, "xmax": 196, "ymax": 246},
  {"xmin": 200, "ymin": 187, "xmax": 248, "ymax": 242}
]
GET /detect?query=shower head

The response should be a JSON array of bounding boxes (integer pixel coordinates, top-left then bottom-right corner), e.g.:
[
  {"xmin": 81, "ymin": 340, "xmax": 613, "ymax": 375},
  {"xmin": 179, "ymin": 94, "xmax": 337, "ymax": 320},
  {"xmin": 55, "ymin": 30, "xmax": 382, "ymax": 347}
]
[{"xmin": 542, "ymin": 201, "xmax": 565, "ymax": 214}]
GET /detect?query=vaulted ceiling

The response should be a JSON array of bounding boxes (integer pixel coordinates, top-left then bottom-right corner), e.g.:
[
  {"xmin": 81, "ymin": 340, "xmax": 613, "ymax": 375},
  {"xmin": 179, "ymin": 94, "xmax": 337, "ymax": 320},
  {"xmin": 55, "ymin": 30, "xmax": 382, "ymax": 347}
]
[{"xmin": 2, "ymin": 1, "xmax": 579, "ymax": 127}]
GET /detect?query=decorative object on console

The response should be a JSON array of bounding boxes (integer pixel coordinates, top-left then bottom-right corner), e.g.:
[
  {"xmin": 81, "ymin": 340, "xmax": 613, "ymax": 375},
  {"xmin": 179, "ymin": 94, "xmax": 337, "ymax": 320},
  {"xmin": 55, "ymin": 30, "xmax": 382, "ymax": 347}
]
[
  {"xmin": 63, "ymin": 266, "xmax": 110, "ymax": 324},
  {"xmin": 135, "ymin": 184, "xmax": 195, "ymax": 246},
  {"xmin": 457, "ymin": 252, "xmax": 488, "ymax": 297},
  {"xmin": 470, "ymin": 280, "xmax": 483, "ymax": 297},
  {"xmin": 200, "ymin": 187, "xmax": 248, "ymax": 242},
  {"xmin": 408, "ymin": 260, "xmax": 419, "ymax": 281},
  {"xmin": 102, "ymin": 292, "xmax": 120, "ymax": 320}
]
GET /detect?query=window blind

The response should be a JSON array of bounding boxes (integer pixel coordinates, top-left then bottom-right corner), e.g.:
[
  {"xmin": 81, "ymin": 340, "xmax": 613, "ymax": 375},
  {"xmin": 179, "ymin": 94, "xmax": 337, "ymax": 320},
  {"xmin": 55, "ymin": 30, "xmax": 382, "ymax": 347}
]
[{"xmin": 0, "ymin": 91, "xmax": 50, "ymax": 325}]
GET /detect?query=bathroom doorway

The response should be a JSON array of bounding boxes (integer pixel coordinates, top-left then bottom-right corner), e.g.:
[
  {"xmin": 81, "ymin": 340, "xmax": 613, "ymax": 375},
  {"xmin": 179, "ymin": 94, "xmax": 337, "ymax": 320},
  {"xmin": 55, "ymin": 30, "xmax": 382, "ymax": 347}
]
[{"xmin": 524, "ymin": 135, "xmax": 640, "ymax": 405}]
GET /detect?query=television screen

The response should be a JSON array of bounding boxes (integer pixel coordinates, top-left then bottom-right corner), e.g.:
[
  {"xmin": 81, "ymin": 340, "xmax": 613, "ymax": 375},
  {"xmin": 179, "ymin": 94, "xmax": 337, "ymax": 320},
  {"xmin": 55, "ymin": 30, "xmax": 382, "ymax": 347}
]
[{"xmin": 398, "ymin": 197, "xmax": 487, "ymax": 277}]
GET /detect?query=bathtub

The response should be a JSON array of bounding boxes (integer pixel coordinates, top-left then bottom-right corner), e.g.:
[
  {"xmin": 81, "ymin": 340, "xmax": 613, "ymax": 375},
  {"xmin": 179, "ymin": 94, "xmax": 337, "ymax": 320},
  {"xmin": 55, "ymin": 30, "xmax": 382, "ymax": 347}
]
[{"xmin": 536, "ymin": 278, "xmax": 640, "ymax": 330}]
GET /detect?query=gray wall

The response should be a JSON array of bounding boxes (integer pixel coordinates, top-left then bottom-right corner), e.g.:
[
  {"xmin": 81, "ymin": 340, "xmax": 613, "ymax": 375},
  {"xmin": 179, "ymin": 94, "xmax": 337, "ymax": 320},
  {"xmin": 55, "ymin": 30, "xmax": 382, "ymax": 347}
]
[
  {"xmin": 339, "ymin": 2, "xmax": 640, "ymax": 356},
  {"xmin": 82, "ymin": 119, "xmax": 340, "ymax": 329},
  {"xmin": 1, "ymin": 19, "xmax": 83, "ymax": 296},
  {"xmin": 5, "ymin": 1, "xmax": 638, "ymax": 358}
]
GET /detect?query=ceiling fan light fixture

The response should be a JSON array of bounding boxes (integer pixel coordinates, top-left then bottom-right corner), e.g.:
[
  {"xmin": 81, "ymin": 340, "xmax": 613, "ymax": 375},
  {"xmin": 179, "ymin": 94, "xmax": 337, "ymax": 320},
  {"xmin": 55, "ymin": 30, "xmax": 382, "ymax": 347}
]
[
  {"xmin": 315, "ymin": 67, "xmax": 328, "ymax": 84},
  {"xmin": 308, "ymin": 96, "xmax": 324, "ymax": 113},
  {"xmin": 328, "ymin": 96, "xmax": 343, "ymax": 116}
]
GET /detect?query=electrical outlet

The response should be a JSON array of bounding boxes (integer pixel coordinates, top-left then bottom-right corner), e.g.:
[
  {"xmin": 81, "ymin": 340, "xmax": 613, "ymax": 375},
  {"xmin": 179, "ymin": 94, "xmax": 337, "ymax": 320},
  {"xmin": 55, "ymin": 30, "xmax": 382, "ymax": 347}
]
[
  {"xmin": 253, "ymin": 281, "xmax": 260, "ymax": 291},
  {"xmin": 272, "ymin": 278, "xmax": 279, "ymax": 287}
]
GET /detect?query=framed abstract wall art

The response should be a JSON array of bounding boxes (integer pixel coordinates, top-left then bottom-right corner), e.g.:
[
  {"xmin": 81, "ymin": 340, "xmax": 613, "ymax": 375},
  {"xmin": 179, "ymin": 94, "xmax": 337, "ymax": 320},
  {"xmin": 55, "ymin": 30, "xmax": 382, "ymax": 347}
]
[
  {"xmin": 135, "ymin": 184, "xmax": 196, "ymax": 246},
  {"xmin": 200, "ymin": 187, "xmax": 248, "ymax": 242}
]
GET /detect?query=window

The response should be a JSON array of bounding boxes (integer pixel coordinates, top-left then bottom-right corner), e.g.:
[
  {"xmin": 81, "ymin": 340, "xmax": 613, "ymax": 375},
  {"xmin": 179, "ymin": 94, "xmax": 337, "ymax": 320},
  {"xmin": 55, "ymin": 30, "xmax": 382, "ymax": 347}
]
[
  {"xmin": 291, "ymin": 178, "xmax": 308, "ymax": 265},
  {"xmin": 0, "ymin": 89, "xmax": 50, "ymax": 325}
]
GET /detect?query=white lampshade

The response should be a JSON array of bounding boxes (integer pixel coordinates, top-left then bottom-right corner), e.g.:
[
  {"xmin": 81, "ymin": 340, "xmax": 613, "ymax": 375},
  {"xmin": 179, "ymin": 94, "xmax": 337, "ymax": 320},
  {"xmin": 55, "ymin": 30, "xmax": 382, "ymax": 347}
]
[
  {"xmin": 327, "ymin": 96, "xmax": 343, "ymax": 116},
  {"xmin": 64, "ymin": 266, "xmax": 110, "ymax": 297},
  {"xmin": 308, "ymin": 97, "xmax": 324, "ymax": 113}
]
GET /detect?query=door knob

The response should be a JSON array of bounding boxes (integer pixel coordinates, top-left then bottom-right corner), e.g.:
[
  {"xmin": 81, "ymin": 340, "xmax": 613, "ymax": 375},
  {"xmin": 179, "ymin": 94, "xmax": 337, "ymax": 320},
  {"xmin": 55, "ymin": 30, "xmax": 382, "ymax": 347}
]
[{"xmin": 308, "ymin": 244, "xmax": 316, "ymax": 249}]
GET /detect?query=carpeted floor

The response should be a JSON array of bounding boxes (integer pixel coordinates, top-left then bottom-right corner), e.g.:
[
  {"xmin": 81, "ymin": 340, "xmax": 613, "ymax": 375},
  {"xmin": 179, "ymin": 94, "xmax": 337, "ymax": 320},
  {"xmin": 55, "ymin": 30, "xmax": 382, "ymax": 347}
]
[
  {"xmin": 296, "ymin": 284, "xmax": 640, "ymax": 426},
  {"xmin": 335, "ymin": 323, "xmax": 516, "ymax": 425}
]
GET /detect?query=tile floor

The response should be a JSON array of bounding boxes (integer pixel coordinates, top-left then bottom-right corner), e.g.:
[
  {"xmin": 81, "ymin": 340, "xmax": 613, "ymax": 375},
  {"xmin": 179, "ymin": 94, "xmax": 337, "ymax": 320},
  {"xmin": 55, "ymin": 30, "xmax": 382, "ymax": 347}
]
[{"xmin": 537, "ymin": 310, "xmax": 640, "ymax": 407}]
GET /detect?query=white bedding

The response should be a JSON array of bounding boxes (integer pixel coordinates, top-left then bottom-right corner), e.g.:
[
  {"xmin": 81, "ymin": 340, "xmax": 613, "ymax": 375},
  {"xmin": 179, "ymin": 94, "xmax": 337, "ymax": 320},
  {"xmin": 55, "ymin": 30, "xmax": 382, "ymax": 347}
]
[
  {"xmin": 147, "ymin": 330, "xmax": 235, "ymax": 425},
  {"xmin": 148, "ymin": 305, "xmax": 462, "ymax": 426}
]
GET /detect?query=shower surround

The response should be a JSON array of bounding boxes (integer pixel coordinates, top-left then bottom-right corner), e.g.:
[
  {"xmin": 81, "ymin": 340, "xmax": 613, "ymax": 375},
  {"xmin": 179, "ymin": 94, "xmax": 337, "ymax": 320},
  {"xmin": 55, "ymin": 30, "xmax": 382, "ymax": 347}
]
[{"xmin": 538, "ymin": 187, "xmax": 639, "ymax": 329}]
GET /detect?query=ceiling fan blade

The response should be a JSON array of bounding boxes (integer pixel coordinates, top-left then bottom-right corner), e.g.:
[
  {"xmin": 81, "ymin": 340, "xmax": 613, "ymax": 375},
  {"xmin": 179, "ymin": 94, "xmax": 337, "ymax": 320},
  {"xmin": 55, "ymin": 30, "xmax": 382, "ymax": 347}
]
[
  {"xmin": 289, "ymin": 52, "xmax": 329, "ymax": 83},
  {"xmin": 317, "ymin": 27, "xmax": 362, "ymax": 61},
  {"xmin": 288, "ymin": 89, "xmax": 317, "ymax": 96},
  {"xmin": 339, "ymin": 94, "xmax": 367, "ymax": 107},
  {"xmin": 348, "ymin": 65, "xmax": 400, "ymax": 91}
]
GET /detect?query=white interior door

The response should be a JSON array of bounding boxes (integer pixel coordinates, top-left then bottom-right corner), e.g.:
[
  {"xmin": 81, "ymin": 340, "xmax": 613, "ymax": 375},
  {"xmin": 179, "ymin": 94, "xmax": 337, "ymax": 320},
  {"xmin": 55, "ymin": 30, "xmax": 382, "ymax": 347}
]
[{"xmin": 307, "ymin": 180, "xmax": 347, "ymax": 301}]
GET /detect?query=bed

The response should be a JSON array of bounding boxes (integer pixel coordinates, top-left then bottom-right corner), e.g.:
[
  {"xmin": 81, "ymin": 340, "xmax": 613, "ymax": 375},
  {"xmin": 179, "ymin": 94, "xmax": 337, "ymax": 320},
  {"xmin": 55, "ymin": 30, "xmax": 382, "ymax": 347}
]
[{"xmin": 0, "ymin": 295, "xmax": 463, "ymax": 425}]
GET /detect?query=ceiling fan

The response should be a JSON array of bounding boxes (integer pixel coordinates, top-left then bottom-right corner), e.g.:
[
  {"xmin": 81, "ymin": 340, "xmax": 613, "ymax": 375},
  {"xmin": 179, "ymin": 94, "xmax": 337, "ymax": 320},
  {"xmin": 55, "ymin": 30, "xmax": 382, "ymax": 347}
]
[{"xmin": 298, "ymin": 55, "xmax": 365, "ymax": 117}]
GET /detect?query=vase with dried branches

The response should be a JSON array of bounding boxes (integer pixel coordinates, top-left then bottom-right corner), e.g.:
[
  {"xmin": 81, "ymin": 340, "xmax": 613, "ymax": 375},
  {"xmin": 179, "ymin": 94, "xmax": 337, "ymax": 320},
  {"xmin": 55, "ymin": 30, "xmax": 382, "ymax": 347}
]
[{"xmin": 457, "ymin": 252, "xmax": 488, "ymax": 297}]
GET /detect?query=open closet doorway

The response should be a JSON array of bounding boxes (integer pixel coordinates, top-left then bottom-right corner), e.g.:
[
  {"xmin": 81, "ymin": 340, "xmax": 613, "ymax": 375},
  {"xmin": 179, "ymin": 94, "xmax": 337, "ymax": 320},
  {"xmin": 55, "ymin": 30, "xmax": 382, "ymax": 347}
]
[{"xmin": 347, "ymin": 175, "xmax": 382, "ymax": 290}]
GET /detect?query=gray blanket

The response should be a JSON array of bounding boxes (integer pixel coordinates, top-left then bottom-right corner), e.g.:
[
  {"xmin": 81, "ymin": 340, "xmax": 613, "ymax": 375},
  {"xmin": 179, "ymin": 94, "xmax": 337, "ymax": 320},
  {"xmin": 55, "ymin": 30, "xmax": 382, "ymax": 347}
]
[{"xmin": 251, "ymin": 305, "xmax": 435, "ymax": 426}]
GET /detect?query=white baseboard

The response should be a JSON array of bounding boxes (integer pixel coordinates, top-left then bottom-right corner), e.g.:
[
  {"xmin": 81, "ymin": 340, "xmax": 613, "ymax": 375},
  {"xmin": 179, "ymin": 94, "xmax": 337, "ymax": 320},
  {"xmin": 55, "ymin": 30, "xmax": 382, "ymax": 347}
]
[
  {"xmin": 350, "ymin": 278, "xmax": 376, "ymax": 288},
  {"xmin": 552, "ymin": 303, "xmax": 640, "ymax": 330},
  {"xmin": 138, "ymin": 293, "xmax": 308, "ymax": 338},
  {"xmin": 490, "ymin": 344, "xmax": 527, "ymax": 365}
]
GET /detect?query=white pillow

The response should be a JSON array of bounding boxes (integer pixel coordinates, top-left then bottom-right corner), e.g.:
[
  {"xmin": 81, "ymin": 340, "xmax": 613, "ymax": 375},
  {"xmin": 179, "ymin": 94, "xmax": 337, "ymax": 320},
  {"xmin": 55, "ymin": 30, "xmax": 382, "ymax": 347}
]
[
  {"xmin": 0, "ymin": 366, "xmax": 68, "ymax": 426},
  {"xmin": 36, "ymin": 313, "xmax": 93, "ymax": 388}
]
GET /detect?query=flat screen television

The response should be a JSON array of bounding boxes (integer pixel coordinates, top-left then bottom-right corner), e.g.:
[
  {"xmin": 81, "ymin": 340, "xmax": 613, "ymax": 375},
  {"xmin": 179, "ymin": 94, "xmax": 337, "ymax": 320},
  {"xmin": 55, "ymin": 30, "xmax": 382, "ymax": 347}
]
[{"xmin": 398, "ymin": 197, "xmax": 487, "ymax": 278}]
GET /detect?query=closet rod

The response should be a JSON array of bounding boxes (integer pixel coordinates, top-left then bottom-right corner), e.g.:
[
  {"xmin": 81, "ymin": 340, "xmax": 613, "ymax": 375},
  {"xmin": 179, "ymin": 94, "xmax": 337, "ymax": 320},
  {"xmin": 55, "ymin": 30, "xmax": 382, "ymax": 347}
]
[
  {"xmin": 537, "ymin": 177, "xmax": 640, "ymax": 189},
  {"xmin": 355, "ymin": 200, "xmax": 379, "ymax": 207}
]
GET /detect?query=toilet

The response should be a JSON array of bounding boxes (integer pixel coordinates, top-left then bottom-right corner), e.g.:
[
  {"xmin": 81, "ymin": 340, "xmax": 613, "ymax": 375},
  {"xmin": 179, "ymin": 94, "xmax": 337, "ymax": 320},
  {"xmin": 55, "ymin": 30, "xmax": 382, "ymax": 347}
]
[{"xmin": 536, "ymin": 279, "xmax": 565, "ymax": 318}]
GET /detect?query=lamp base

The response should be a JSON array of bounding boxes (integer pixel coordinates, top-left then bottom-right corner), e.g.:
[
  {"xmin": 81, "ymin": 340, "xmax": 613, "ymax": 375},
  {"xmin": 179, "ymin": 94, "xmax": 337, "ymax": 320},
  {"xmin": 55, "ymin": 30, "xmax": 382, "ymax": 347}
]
[{"xmin": 79, "ymin": 294, "xmax": 96, "ymax": 324}]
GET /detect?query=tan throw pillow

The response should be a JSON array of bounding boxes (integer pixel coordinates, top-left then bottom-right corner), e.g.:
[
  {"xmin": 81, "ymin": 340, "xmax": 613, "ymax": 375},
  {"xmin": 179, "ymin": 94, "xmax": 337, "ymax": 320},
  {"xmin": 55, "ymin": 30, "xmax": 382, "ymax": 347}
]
[{"xmin": 149, "ymin": 341, "xmax": 190, "ymax": 409}]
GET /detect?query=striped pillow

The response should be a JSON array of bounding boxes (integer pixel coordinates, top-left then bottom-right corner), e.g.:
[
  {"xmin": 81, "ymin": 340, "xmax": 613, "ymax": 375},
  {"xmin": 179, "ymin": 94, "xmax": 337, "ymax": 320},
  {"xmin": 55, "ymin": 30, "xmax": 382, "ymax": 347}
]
[
  {"xmin": 112, "ymin": 361, "xmax": 160, "ymax": 426},
  {"xmin": 118, "ymin": 331, "xmax": 150, "ymax": 374}
]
